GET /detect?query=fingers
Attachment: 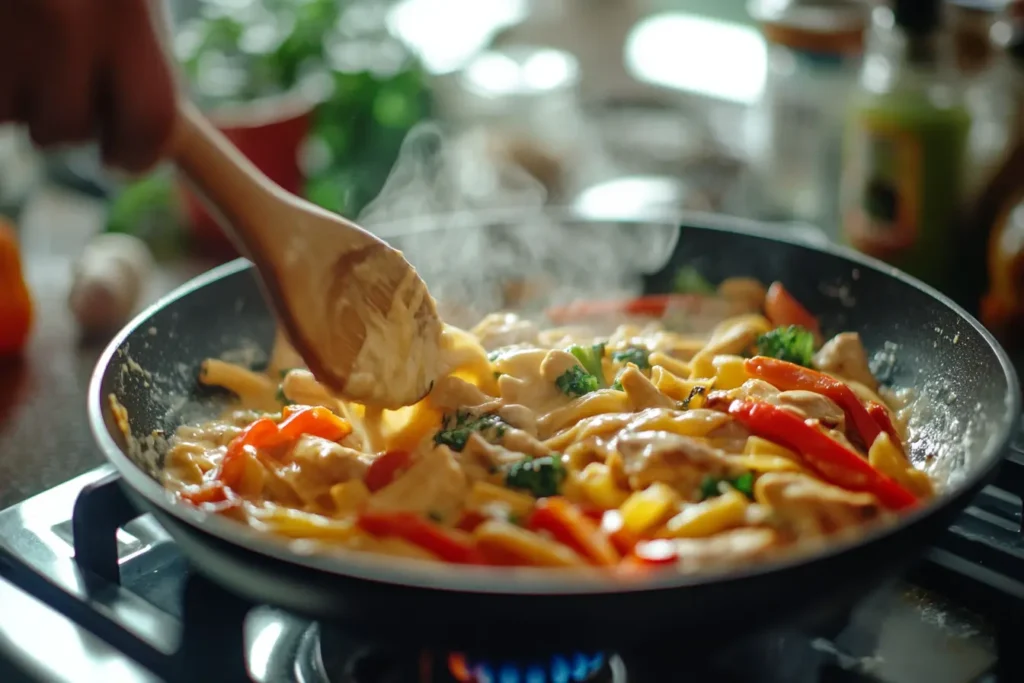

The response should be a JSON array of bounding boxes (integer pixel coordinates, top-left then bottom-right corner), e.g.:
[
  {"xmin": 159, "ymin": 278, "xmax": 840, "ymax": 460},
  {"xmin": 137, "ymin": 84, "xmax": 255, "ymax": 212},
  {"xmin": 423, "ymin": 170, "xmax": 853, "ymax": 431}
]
[
  {"xmin": 22, "ymin": 0, "xmax": 97, "ymax": 147},
  {"xmin": 0, "ymin": 3, "xmax": 30, "ymax": 124},
  {"xmin": 0, "ymin": 0, "xmax": 176, "ymax": 171},
  {"xmin": 98, "ymin": 0, "xmax": 176, "ymax": 173}
]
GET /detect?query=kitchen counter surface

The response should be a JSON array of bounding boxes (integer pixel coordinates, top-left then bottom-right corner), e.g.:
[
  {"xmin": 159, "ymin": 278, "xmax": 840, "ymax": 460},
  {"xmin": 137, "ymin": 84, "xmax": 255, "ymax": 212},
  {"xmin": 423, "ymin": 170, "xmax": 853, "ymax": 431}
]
[{"xmin": 0, "ymin": 187, "xmax": 216, "ymax": 509}]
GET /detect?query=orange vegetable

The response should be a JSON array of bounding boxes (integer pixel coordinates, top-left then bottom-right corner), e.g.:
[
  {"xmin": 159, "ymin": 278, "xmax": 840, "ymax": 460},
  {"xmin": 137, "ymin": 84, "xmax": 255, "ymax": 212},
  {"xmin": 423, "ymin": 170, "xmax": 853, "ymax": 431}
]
[
  {"xmin": 277, "ymin": 406, "xmax": 352, "ymax": 442},
  {"xmin": 0, "ymin": 219, "xmax": 33, "ymax": 355},
  {"xmin": 358, "ymin": 512, "xmax": 485, "ymax": 564},
  {"xmin": 764, "ymin": 282, "xmax": 820, "ymax": 342},
  {"xmin": 600, "ymin": 509, "xmax": 640, "ymax": 556},
  {"xmin": 527, "ymin": 497, "xmax": 620, "ymax": 566},
  {"xmin": 365, "ymin": 450, "xmax": 414, "ymax": 492},
  {"xmin": 217, "ymin": 409, "xmax": 352, "ymax": 490},
  {"xmin": 218, "ymin": 417, "xmax": 279, "ymax": 488}
]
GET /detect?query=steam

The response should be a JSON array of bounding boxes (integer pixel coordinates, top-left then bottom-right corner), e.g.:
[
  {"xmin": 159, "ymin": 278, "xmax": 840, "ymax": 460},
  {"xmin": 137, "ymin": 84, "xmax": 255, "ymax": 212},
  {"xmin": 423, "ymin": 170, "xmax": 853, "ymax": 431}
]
[{"xmin": 356, "ymin": 121, "xmax": 678, "ymax": 328}]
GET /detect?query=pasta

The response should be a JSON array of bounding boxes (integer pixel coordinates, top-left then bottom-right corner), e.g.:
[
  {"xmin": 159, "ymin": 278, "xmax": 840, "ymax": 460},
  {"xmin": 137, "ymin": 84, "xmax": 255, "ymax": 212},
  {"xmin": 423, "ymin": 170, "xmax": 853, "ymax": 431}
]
[{"xmin": 156, "ymin": 276, "xmax": 934, "ymax": 573}]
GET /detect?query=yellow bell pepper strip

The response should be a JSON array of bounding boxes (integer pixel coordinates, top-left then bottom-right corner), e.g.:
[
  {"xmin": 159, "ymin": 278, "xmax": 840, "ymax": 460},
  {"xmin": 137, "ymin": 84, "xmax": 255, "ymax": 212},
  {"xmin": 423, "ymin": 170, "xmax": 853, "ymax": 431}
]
[
  {"xmin": 745, "ymin": 356, "xmax": 882, "ymax": 450},
  {"xmin": 0, "ymin": 219, "xmax": 33, "ymax": 355},
  {"xmin": 764, "ymin": 282, "xmax": 821, "ymax": 343},
  {"xmin": 727, "ymin": 399, "xmax": 918, "ymax": 510},
  {"xmin": 527, "ymin": 497, "xmax": 620, "ymax": 566},
  {"xmin": 358, "ymin": 511, "xmax": 485, "ymax": 564}
]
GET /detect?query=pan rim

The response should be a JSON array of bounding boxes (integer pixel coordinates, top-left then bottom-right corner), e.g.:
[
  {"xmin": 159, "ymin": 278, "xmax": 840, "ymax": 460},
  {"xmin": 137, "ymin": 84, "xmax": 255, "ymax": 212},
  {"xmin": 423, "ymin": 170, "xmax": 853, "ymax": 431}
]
[{"xmin": 88, "ymin": 208, "xmax": 1022, "ymax": 596}]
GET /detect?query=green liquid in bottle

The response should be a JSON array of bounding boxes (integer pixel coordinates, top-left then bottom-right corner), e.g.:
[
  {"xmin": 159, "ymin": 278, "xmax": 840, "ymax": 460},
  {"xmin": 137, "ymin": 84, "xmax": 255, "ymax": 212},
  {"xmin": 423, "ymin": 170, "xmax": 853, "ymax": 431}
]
[{"xmin": 841, "ymin": 91, "xmax": 971, "ymax": 291}]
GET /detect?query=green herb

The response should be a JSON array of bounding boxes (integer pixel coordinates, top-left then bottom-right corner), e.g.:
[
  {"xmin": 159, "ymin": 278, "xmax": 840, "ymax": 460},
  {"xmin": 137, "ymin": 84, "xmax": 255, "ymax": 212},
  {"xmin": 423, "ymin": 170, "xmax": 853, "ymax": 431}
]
[
  {"xmin": 567, "ymin": 343, "xmax": 606, "ymax": 386},
  {"xmin": 755, "ymin": 325, "xmax": 816, "ymax": 367},
  {"xmin": 612, "ymin": 346, "xmax": 650, "ymax": 370},
  {"xmin": 505, "ymin": 455, "xmax": 566, "ymax": 498},
  {"xmin": 275, "ymin": 385, "xmax": 295, "ymax": 406},
  {"xmin": 555, "ymin": 366, "xmax": 601, "ymax": 398},
  {"xmin": 427, "ymin": 510, "xmax": 444, "ymax": 523},
  {"xmin": 680, "ymin": 385, "xmax": 707, "ymax": 409},
  {"xmin": 434, "ymin": 411, "xmax": 507, "ymax": 452},
  {"xmin": 732, "ymin": 472, "xmax": 755, "ymax": 497},
  {"xmin": 699, "ymin": 472, "xmax": 756, "ymax": 500},
  {"xmin": 278, "ymin": 367, "xmax": 300, "ymax": 379},
  {"xmin": 672, "ymin": 265, "xmax": 715, "ymax": 295}
]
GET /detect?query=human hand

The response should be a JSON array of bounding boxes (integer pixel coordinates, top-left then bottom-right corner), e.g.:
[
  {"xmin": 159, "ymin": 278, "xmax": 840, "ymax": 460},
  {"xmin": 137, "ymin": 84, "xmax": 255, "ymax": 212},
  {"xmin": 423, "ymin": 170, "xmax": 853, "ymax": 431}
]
[{"xmin": 0, "ymin": 0, "xmax": 176, "ymax": 172}]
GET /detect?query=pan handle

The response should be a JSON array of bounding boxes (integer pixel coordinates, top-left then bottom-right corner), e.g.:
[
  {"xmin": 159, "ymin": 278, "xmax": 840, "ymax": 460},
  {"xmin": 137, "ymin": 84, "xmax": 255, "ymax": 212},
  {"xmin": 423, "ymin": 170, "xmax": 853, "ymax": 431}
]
[
  {"xmin": 72, "ymin": 473, "xmax": 253, "ymax": 682},
  {"xmin": 73, "ymin": 472, "xmax": 142, "ymax": 585}
]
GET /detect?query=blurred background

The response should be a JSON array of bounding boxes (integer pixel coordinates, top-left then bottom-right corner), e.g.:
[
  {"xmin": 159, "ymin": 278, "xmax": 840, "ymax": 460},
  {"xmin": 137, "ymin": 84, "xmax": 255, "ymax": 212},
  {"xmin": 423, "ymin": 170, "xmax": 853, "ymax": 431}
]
[{"xmin": 5, "ymin": 0, "xmax": 1024, "ymax": 353}]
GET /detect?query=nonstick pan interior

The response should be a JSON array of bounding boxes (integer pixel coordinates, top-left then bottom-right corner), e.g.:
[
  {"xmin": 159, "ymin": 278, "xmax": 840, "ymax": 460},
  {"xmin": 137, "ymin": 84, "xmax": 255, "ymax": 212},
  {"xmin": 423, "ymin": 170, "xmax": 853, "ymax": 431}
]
[{"xmin": 88, "ymin": 209, "xmax": 1020, "ymax": 649}]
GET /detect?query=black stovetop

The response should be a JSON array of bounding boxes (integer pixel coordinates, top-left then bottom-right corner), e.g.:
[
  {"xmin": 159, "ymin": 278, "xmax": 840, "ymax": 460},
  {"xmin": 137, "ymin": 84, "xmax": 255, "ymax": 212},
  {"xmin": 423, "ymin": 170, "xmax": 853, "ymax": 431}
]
[{"xmin": 1, "ymin": 430, "xmax": 1024, "ymax": 683}]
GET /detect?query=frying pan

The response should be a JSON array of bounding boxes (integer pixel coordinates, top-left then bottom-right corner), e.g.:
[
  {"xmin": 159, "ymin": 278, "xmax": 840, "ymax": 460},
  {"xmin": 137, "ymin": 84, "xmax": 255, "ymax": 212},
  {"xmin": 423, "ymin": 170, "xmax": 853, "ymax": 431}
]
[{"xmin": 88, "ymin": 209, "xmax": 1020, "ymax": 654}]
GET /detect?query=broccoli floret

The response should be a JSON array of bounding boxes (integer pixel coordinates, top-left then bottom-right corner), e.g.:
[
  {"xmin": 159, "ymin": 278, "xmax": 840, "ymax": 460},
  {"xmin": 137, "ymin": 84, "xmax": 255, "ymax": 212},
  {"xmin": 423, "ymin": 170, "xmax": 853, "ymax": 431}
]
[
  {"xmin": 672, "ymin": 265, "xmax": 715, "ymax": 295},
  {"xmin": 612, "ymin": 346, "xmax": 650, "ymax": 370},
  {"xmin": 755, "ymin": 325, "xmax": 816, "ymax": 366},
  {"xmin": 434, "ymin": 411, "xmax": 507, "ymax": 452},
  {"xmin": 505, "ymin": 454, "xmax": 566, "ymax": 497},
  {"xmin": 699, "ymin": 472, "xmax": 756, "ymax": 500},
  {"xmin": 555, "ymin": 365, "xmax": 600, "ymax": 397},
  {"xmin": 568, "ymin": 343, "xmax": 606, "ymax": 386}
]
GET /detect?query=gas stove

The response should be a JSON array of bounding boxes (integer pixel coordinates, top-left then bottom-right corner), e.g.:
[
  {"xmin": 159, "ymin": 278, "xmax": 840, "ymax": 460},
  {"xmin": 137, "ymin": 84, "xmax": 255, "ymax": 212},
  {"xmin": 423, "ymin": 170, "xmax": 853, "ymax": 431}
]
[{"xmin": 2, "ymin": 435, "xmax": 1024, "ymax": 683}]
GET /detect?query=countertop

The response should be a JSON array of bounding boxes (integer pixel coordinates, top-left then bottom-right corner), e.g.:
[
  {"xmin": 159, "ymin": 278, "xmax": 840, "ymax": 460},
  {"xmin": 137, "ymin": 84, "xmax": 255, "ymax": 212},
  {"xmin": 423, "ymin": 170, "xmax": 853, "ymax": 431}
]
[{"xmin": 0, "ymin": 188, "xmax": 216, "ymax": 509}]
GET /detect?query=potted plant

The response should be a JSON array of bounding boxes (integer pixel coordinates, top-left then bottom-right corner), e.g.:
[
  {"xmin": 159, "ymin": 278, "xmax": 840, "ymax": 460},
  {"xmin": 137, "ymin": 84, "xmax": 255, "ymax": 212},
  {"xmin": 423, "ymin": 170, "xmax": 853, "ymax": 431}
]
[{"xmin": 107, "ymin": 0, "xmax": 431, "ymax": 258}]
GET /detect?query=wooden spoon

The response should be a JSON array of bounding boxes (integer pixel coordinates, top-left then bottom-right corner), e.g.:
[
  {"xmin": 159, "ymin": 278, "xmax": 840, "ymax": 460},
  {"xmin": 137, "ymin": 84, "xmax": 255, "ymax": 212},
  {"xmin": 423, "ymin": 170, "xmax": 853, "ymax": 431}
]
[{"xmin": 170, "ymin": 101, "xmax": 444, "ymax": 410}]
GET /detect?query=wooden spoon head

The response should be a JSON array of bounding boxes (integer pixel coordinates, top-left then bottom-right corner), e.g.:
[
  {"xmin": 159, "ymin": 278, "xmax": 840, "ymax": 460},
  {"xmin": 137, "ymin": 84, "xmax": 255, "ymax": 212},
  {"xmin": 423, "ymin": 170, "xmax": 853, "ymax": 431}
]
[{"xmin": 253, "ymin": 207, "xmax": 444, "ymax": 410}]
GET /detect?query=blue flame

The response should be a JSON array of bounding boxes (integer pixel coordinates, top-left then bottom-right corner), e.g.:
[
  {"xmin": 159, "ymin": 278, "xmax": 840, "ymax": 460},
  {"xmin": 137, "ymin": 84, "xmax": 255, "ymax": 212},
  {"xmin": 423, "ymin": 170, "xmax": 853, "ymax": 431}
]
[{"xmin": 459, "ymin": 652, "xmax": 606, "ymax": 683}]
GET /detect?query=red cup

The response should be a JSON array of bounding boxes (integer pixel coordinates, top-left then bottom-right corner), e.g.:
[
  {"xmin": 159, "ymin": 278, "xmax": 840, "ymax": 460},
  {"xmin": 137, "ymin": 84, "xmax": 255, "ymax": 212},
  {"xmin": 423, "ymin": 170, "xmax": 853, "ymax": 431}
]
[{"xmin": 179, "ymin": 93, "xmax": 315, "ymax": 258}]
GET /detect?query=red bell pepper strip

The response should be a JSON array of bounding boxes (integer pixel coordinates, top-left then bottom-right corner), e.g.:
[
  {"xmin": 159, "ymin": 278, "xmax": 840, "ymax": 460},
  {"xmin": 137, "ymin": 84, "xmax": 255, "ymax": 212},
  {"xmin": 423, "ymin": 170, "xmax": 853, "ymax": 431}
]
[
  {"xmin": 764, "ymin": 282, "xmax": 821, "ymax": 341},
  {"xmin": 727, "ymin": 399, "xmax": 918, "ymax": 510},
  {"xmin": 218, "ymin": 409, "xmax": 353, "ymax": 489},
  {"xmin": 866, "ymin": 402, "xmax": 905, "ymax": 454},
  {"xmin": 218, "ymin": 417, "xmax": 279, "ymax": 488},
  {"xmin": 277, "ymin": 406, "xmax": 352, "ymax": 442},
  {"xmin": 178, "ymin": 481, "xmax": 242, "ymax": 514},
  {"xmin": 528, "ymin": 497, "xmax": 620, "ymax": 566},
  {"xmin": 180, "ymin": 480, "xmax": 231, "ymax": 505},
  {"xmin": 357, "ymin": 512, "xmax": 486, "ymax": 564},
  {"xmin": 455, "ymin": 510, "xmax": 489, "ymax": 533},
  {"xmin": 364, "ymin": 450, "xmax": 414, "ymax": 492},
  {"xmin": 545, "ymin": 294, "xmax": 705, "ymax": 324},
  {"xmin": 745, "ymin": 356, "xmax": 882, "ymax": 451}
]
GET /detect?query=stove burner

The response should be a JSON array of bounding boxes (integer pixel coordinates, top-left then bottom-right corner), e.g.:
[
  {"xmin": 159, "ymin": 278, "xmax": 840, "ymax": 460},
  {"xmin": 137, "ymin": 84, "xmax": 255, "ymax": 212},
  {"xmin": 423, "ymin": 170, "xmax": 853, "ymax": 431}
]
[
  {"xmin": 448, "ymin": 651, "xmax": 608, "ymax": 683},
  {"xmin": 309, "ymin": 625, "xmax": 622, "ymax": 683}
]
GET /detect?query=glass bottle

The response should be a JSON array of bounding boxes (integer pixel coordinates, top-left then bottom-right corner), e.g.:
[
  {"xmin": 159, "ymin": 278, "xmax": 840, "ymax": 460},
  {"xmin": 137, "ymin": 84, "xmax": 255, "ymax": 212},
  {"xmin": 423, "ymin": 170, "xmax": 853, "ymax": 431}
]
[
  {"xmin": 839, "ymin": 0, "xmax": 971, "ymax": 295},
  {"xmin": 749, "ymin": 0, "xmax": 867, "ymax": 240}
]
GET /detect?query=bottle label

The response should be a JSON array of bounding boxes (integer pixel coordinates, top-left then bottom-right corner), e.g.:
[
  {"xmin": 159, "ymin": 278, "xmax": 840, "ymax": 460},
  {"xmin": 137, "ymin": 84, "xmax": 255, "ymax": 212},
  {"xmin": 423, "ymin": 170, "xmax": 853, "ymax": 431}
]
[{"xmin": 842, "ymin": 119, "xmax": 922, "ymax": 258}]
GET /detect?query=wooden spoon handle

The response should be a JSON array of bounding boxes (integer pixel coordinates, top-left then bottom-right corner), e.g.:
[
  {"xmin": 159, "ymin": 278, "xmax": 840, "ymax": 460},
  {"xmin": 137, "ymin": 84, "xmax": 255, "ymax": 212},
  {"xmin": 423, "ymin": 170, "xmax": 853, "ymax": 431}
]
[{"xmin": 170, "ymin": 101, "xmax": 286, "ymax": 253}]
